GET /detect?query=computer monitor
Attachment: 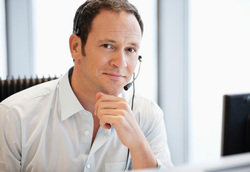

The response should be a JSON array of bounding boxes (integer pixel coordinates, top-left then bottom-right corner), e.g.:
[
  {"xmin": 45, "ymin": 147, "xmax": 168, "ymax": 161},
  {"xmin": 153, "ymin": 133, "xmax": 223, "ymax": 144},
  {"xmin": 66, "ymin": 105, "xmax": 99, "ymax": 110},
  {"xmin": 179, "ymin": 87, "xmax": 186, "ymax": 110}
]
[{"xmin": 221, "ymin": 93, "xmax": 250, "ymax": 156}]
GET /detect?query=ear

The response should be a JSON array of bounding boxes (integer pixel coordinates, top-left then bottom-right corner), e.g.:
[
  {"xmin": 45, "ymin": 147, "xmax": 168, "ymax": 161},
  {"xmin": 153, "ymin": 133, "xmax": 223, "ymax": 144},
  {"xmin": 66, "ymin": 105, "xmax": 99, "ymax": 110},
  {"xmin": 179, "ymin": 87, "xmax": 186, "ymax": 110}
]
[{"xmin": 69, "ymin": 34, "xmax": 82, "ymax": 61}]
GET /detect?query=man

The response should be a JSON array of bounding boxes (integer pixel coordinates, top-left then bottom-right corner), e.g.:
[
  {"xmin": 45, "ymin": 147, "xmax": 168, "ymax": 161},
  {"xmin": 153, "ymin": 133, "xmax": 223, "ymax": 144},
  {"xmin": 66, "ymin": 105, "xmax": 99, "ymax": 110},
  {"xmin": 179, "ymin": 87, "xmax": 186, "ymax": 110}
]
[{"xmin": 0, "ymin": 0, "xmax": 173, "ymax": 171}]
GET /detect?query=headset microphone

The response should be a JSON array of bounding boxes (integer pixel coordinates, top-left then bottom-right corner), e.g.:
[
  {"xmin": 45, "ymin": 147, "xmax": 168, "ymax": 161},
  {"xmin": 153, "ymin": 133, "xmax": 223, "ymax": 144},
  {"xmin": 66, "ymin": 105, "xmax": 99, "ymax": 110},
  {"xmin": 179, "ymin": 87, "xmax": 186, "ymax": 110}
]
[{"xmin": 123, "ymin": 55, "xmax": 142, "ymax": 91}]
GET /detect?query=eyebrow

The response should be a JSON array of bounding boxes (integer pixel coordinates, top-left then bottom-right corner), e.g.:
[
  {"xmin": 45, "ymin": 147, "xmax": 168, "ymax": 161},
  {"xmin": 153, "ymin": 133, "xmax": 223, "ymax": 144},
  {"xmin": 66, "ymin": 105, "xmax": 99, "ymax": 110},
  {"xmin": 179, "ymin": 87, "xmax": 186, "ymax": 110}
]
[
  {"xmin": 98, "ymin": 39, "xmax": 116, "ymax": 44},
  {"xmin": 98, "ymin": 39, "xmax": 139, "ymax": 48}
]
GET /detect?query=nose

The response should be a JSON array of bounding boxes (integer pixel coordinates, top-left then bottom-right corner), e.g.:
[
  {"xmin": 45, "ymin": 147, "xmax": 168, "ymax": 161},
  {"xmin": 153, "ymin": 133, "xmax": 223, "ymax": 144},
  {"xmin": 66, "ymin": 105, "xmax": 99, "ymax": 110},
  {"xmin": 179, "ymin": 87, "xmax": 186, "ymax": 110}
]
[{"xmin": 110, "ymin": 51, "xmax": 127, "ymax": 68}]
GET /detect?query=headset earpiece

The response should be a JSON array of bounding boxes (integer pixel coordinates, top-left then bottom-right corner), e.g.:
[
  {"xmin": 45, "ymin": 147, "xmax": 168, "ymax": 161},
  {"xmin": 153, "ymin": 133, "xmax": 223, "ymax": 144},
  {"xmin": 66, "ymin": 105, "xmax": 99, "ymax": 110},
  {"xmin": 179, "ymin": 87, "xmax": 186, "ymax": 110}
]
[
  {"xmin": 138, "ymin": 55, "xmax": 142, "ymax": 62},
  {"xmin": 123, "ymin": 55, "xmax": 142, "ymax": 91}
]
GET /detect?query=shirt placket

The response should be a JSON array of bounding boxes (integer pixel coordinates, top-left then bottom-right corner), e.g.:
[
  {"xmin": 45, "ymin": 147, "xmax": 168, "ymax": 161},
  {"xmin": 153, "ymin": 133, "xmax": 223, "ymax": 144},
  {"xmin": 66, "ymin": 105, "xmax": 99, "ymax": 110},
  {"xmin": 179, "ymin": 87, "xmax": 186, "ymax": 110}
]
[{"xmin": 80, "ymin": 111, "xmax": 95, "ymax": 171}]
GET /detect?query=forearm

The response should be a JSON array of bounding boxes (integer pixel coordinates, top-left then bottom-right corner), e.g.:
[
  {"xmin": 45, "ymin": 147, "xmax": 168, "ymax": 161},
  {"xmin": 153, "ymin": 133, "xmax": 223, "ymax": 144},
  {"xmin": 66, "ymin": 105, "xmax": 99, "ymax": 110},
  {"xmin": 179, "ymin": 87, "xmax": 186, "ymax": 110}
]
[{"xmin": 129, "ymin": 135, "xmax": 157, "ymax": 170}]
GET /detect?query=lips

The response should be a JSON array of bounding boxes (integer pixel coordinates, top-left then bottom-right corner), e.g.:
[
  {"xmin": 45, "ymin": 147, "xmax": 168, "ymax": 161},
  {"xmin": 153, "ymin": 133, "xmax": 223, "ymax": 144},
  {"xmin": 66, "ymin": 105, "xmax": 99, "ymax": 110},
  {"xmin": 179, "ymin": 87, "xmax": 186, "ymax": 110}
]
[
  {"xmin": 104, "ymin": 73, "xmax": 124, "ymax": 77},
  {"xmin": 103, "ymin": 72, "xmax": 126, "ymax": 81}
]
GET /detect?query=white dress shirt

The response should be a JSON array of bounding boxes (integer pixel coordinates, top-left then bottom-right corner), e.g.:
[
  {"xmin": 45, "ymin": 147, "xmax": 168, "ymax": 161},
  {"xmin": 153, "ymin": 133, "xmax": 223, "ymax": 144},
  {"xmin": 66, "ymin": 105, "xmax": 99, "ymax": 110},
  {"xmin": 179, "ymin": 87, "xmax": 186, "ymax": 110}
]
[{"xmin": 0, "ymin": 68, "xmax": 173, "ymax": 172}]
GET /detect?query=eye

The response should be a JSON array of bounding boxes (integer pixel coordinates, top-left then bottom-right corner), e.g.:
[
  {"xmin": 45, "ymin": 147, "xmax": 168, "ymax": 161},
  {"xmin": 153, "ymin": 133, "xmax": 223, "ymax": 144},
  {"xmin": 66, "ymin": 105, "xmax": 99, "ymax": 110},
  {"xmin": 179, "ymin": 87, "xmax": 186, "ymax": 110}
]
[
  {"xmin": 127, "ymin": 48, "xmax": 136, "ymax": 53},
  {"xmin": 102, "ymin": 44, "xmax": 113, "ymax": 49}
]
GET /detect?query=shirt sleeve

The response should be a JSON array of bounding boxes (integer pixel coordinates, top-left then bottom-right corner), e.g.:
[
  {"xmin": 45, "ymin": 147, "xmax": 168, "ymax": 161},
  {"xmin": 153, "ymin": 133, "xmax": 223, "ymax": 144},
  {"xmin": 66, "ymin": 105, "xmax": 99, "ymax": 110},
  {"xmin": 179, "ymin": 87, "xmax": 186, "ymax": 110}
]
[
  {"xmin": 135, "ymin": 97, "xmax": 174, "ymax": 170},
  {"xmin": 0, "ymin": 104, "xmax": 22, "ymax": 172}
]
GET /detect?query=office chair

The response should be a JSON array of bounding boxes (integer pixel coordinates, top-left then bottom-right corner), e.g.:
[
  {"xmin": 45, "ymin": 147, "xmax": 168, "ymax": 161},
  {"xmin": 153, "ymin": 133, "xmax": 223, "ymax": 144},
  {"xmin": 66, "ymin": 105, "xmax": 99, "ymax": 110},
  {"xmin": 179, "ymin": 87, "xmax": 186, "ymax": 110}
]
[{"xmin": 0, "ymin": 76, "xmax": 57, "ymax": 102}]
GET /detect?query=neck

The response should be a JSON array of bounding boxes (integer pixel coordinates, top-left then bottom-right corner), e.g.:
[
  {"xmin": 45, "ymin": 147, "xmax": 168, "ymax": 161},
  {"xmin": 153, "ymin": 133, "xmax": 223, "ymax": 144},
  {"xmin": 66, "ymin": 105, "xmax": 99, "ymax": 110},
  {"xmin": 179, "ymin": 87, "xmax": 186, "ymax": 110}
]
[
  {"xmin": 70, "ymin": 71, "xmax": 97, "ymax": 114},
  {"xmin": 69, "ymin": 68, "xmax": 101, "ymax": 146}
]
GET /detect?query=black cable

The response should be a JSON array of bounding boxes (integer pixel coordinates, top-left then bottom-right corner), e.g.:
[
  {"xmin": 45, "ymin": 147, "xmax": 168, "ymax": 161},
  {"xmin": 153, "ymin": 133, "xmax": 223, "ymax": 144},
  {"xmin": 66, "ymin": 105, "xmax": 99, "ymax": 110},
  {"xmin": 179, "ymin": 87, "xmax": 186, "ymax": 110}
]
[
  {"xmin": 123, "ymin": 148, "xmax": 130, "ymax": 171},
  {"xmin": 123, "ymin": 73, "xmax": 136, "ymax": 171},
  {"xmin": 131, "ymin": 73, "xmax": 135, "ymax": 111}
]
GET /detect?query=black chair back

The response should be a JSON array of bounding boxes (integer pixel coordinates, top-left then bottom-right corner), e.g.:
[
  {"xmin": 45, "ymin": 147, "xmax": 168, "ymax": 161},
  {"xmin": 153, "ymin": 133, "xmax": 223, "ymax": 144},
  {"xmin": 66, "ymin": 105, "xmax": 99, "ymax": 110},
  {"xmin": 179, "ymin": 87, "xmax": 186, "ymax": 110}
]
[{"xmin": 0, "ymin": 76, "xmax": 57, "ymax": 102}]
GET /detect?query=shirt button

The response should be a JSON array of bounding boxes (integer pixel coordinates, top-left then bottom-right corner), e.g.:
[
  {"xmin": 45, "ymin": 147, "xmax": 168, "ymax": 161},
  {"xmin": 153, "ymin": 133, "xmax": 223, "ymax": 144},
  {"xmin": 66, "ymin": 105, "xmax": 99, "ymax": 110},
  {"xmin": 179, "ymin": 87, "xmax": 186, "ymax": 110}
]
[
  {"xmin": 84, "ymin": 131, "xmax": 89, "ymax": 136},
  {"xmin": 87, "ymin": 163, "xmax": 91, "ymax": 168}
]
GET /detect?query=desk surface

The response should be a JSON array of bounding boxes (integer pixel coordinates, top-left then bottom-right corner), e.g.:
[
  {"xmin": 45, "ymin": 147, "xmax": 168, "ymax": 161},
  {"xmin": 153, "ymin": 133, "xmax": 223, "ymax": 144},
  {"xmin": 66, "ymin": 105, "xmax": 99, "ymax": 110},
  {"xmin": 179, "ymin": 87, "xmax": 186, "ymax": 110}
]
[
  {"xmin": 133, "ymin": 152, "xmax": 250, "ymax": 172},
  {"xmin": 169, "ymin": 152, "xmax": 250, "ymax": 172}
]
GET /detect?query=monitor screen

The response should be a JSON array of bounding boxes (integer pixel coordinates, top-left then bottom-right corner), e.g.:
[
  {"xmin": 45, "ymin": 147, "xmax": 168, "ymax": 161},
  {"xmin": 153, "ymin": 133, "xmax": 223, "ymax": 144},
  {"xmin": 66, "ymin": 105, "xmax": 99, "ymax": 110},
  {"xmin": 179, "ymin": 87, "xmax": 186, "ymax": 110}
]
[{"xmin": 221, "ymin": 93, "xmax": 250, "ymax": 156}]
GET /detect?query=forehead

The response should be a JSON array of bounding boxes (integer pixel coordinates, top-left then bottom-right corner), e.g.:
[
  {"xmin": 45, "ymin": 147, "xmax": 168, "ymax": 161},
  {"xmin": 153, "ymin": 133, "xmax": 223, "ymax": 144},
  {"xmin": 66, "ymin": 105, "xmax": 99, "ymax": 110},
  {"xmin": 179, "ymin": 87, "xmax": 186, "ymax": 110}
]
[{"xmin": 89, "ymin": 10, "xmax": 142, "ymax": 43}]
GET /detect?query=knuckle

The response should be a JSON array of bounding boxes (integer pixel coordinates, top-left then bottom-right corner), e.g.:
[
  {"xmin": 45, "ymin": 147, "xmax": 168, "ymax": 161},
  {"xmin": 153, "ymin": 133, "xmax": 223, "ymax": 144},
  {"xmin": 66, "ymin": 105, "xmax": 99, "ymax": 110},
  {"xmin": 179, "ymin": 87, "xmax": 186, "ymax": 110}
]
[
  {"xmin": 120, "ymin": 101, "xmax": 129, "ymax": 110},
  {"xmin": 117, "ymin": 115, "xmax": 125, "ymax": 123}
]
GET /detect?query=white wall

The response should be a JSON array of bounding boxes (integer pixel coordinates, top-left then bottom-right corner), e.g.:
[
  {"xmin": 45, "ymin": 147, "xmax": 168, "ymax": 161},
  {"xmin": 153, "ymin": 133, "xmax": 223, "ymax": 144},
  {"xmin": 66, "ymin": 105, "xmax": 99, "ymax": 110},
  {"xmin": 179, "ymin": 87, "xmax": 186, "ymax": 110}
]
[
  {"xmin": 158, "ymin": 0, "xmax": 189, "ymax": 165},
  {"xmin": 131, "ymin": 0, "xmax": 158, "ymax": 102},
  {"xmin": 189, "ymin": 0, "xmax": 250, "ymax": 163},
  {"xmin": 158, "ymin": 0, "xmax": 250, "ymax": 166},
  {"xmin": 32, "ymin": 0, "xmax": 78, "ymax": 78}
]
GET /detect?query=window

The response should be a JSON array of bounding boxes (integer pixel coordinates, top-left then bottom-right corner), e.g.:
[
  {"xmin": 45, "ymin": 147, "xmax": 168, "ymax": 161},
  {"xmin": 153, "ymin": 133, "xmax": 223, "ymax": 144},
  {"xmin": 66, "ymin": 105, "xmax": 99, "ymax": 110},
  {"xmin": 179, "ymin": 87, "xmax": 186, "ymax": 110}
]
[
  {"xmin": 189, "ymin": 0, "xmax": 250, "ymax": 163},
  {"xmin": 32, "ymin": 0, "xmax": 78, "ymax": 78},
  {"xmin": 0, "ymin": 0, "xmax": 7, "ymax": 79}
]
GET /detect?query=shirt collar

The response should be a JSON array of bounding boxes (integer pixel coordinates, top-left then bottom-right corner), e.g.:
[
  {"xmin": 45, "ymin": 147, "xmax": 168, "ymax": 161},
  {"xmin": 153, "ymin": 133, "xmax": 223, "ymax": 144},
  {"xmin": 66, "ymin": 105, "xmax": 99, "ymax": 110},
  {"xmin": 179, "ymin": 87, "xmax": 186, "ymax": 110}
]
[
  {"xmin": 58, "ymin": 67, "xmax": 128, "ymax": 121},
  {"xmin": 59, "ymin": 67, "xmax": 83, "ymax": 121}
]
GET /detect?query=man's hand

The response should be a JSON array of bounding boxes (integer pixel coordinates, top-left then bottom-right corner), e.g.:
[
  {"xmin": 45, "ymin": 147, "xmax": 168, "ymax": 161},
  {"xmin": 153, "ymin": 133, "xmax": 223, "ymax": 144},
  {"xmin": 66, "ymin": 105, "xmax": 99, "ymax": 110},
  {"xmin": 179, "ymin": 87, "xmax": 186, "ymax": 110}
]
[
  {"xmin": 95, "ymin": 92, "xmax": 143, "ymax": 149},
  {"xmin": 94, "ymin": 92, "xmax": 157, "ymax": 169}
]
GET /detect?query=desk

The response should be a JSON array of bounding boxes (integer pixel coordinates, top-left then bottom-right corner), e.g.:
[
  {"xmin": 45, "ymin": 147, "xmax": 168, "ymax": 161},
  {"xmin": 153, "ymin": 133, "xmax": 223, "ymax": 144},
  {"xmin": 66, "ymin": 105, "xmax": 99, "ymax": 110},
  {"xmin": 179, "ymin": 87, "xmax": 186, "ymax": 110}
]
[
  {"xmin": 169, "ymin": 152, "xmax": 250, "ymax": 172},
  {"xmin": 134, "ymin": 152, "xmax": 250, "ymax": 172}
]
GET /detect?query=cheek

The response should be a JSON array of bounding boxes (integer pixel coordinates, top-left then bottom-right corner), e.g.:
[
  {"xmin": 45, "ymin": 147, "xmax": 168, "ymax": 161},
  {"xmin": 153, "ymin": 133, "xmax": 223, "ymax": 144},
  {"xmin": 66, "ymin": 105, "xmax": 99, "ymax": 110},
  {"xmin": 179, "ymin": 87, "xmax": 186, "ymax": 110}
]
[
  {"xmin": 129, "ymin": 59, "xmax": 139, "ymax": 73},
  {"xmin": 80, "ymin": 58, "xmax": 97, "ymax": 76},
  {"xmin": 94, "ymin": 60, "xmax": 108, "ymax": 76}
]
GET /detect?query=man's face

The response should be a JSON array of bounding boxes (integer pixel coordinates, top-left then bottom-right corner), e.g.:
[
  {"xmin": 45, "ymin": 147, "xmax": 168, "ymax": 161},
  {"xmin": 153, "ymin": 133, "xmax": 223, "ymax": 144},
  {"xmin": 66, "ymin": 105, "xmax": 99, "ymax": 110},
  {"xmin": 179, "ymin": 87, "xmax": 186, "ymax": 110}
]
[{"xmin": 78, "ymin": 10, "xmax": 142, "ymax": 96}]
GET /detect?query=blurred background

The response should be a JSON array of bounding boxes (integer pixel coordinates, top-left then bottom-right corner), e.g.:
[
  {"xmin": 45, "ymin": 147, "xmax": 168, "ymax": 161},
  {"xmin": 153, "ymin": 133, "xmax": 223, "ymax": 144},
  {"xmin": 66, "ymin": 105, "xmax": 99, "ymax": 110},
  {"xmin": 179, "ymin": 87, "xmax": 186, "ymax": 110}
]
[{"xmin": 1, "ymin": 0, "xmax": 250, "ymax": 166}]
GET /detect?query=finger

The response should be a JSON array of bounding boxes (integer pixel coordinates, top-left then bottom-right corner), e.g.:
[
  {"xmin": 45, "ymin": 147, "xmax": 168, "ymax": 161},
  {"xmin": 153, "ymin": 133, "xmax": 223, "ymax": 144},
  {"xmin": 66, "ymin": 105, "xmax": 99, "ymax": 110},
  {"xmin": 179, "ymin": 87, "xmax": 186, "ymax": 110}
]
[
  {"xmin": 95, "ymin": 92, "xmax": 118, "ymax": 116},
  {"xmin": 96, "ymin": 94, "xmax": 128, "ymax": 110},
  {"xmin": 99, "ymin": 110, "xmax": 123, "ymax": 129},
  {"xmin": 97, "ymin": 109, "xmax": 127, "ymax": 128},
  {"xmin": 95, "ymin": 92, "xmax": 117, "ymax": 116},
  {"xmin": 95, "ymin": 101, "xmax": 130, "ymax": 121},
  {"xmin": 102, "ymin": 123, "xmax": 112, "ymax": 129},
  {"xmin": 99, "ymin": 114, "xmax": 124, "ymax": 129},
  {"xmin": 95, "ymin": 93, "xmax": 126, "ymax": 116},
  {"xmin": 99, "ymin": 101, "xmax": 128, "ymax": 110},
  {"xmin": 97, "ymin": 93, "xmax": 122, "ymax": 102},
  {"xmin": 96, "ymin": 92, "xmax": 103, "ymax": 100},
  {"xmin": 98, "ymin": 109, "xmax": 125, "ymax": 118},
  {"xmin": 95, "ymin": 92, "xmax": 103, "ymax": 116}
]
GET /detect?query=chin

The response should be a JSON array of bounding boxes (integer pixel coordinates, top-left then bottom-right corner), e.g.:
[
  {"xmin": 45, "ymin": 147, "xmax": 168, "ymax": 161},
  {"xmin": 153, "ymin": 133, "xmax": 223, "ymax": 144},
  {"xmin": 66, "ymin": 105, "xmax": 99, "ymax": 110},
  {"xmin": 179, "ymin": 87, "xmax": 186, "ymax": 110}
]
[{"xmin": 103, "ymin": 87, "xmax": 123, "ymax": 96}]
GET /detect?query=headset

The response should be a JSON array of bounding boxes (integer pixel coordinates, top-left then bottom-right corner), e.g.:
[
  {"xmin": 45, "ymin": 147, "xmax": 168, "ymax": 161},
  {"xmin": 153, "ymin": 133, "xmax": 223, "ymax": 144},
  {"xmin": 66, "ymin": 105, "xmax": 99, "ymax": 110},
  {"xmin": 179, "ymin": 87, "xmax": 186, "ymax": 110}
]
[
  {"xmin": 73, "ymin": 11, "xmax": 81, "ymax": 36},
  {"xmin": 73, "ymin": 0, "xmax": 91, "ymax": 35},
  {"xmin": 123, "ymin": 55, "xmax": 142, "ymax": 91},
  {"xmin": 123, "ymin": 56, "xmax": 142, "ymax": 171}
]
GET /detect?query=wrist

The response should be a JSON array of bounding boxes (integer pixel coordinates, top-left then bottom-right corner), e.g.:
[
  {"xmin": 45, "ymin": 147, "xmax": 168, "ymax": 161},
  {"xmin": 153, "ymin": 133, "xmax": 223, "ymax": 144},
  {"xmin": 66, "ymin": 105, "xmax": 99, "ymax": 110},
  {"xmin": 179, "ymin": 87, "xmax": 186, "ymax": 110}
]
[{"xmin": 129, "ymin": 136, "xmax": 157, "ymax": 169}]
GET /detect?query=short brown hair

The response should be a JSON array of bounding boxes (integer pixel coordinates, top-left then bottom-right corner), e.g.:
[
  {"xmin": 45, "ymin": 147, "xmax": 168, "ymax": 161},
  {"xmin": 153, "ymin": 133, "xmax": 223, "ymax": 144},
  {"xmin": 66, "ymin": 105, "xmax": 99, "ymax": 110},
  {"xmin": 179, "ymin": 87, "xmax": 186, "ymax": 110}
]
[{"xmin": 73, "ymin": 0, "xmax": 144, "ymax": 55}]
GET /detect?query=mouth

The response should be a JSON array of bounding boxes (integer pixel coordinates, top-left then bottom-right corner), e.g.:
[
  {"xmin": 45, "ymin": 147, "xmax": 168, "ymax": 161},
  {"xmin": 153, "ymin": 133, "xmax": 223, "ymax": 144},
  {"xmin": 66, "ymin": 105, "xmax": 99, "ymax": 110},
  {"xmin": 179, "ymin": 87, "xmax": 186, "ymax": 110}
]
[{"xmin": 103, "ymin": 72, "xmax": 126, "ymax": 81}]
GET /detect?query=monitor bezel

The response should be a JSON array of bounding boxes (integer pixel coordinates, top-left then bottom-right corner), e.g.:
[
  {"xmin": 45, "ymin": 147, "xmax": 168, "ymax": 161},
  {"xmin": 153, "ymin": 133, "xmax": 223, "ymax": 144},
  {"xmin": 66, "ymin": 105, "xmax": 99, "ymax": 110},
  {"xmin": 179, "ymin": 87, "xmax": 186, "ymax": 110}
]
[{"xmin": 221, "ymin": 93, "xmax": 250, "ymax": 156}]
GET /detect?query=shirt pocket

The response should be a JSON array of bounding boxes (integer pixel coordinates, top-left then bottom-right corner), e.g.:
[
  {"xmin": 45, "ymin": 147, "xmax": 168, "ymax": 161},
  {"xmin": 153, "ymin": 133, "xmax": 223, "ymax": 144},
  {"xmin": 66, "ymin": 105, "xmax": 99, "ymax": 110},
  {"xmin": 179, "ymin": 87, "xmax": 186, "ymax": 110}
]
[{"xmin": 105, "ymin": 161, "xmax": 126, "ymax": 172}]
